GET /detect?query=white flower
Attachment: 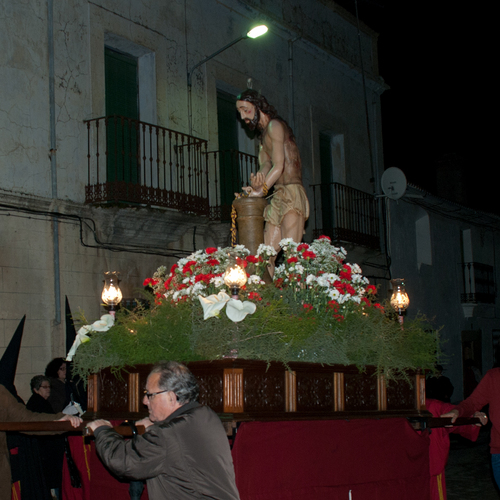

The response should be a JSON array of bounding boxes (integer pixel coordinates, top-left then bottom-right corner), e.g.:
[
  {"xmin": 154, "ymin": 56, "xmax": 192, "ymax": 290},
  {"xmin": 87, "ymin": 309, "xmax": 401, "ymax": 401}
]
[
  {"xmin": 256, "ymin": 243, "xmax": 277, "ymax": 257},
  {"xmin": 198, "ymin": 291, "xmax": 230, "ymax": 320},
  {"xmin": 279, "ymin": 238, "xmax": 296, "ymax": 249},
  {"xmin": 294, "ymin": 264, "xmax": 305, "ymax": 274},
  {"xmin": 306, "ymin": 275, "xmax": 318, "ymax": 285},
  {"xmin": 247, "ymin": 274, "xmax": 264, "ymax": 285},
  {"xmin": 210, "ymin": 276, "xmax": 224, "ymax": 287},
  {"xmin": 91, "ymin": 314, "xmax": 115, "ymax": 331},
  {"xmin": 66, "ymin": 314, "xmax": 115, "ymax": 361},
  {"xmin": 225, "ymin": 299, "xmax": 257, "ymax": 323}
]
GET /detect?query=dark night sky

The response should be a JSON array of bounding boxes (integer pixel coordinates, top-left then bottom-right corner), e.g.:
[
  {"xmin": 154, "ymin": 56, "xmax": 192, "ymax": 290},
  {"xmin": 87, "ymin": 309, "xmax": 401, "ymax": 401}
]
[{"xmin": 335, "ymin": 1, "xmax": 494, "ymax": 214}]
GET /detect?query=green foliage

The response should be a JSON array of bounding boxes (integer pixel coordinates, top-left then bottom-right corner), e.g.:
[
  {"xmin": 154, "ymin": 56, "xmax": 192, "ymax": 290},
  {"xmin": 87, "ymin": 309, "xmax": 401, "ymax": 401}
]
[{"xmin": 72, "ymin": 286, "xmax": 440, "ymax": 383}]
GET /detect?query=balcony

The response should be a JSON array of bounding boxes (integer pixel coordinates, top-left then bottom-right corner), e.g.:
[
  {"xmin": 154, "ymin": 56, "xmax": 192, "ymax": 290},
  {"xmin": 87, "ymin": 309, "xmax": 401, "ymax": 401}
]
[
  {"xmin": 205, "ymin": 149, "xmax": 258, "ymax": 221},
  {"xmin": 84, "ymin": 116, "xmax": 210, "ymax": 216},
  {"xmin": 461, "ymin": 262, "xmax": 496, "ymax": 304},
  {"xmin": 310, "ymin": 182, "xmax": 380, "ymax": 249},
  {"xmin": 84, "ymin": 117, "xmax": 259, "ymax": 222}
]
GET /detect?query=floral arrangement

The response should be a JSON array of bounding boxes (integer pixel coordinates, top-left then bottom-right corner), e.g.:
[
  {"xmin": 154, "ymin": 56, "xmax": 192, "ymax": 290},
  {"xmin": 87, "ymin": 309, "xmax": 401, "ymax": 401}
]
[
  {"xmin": 143, "ymin": 236, "xmax": 384, "ymax": 321},
  {"xmin": 71, "ymin": 237, "xmax": 439, "ymax": 382}
]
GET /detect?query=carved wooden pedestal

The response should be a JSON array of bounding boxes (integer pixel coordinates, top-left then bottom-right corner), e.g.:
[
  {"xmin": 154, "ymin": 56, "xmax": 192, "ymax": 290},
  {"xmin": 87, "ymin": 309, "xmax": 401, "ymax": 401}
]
[{"xmin": 86, "ymin": 359, "xmax": 429, "ymax": 421}]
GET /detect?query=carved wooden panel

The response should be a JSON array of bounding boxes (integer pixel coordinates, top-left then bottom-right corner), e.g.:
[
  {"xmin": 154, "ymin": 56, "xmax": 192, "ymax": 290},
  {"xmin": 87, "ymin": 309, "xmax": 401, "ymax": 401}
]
[
  {"xmin": 197, "ymin": 372, "xmax": 224, "ymax": 413},
  {"xmin": 296, "ymin": 372, "xmax": 334, "ymax": 412},
  {"xmin": 244, "ymin": 370, "xmax": 285, "ymax": 412},
  {"xmin": 98, "ymin": 370, "xmax": 129, "ymax": 413},
  {"xmin": 224, "ymin": 369, "xmax": 244, "ymax": 413},
  {"xmin": 386, "ymin": 378, "xmax": 415, "ymax": 410},
  {"xmin": 344, "ymin": 372, "xmax": 378, "ymax": 411}
]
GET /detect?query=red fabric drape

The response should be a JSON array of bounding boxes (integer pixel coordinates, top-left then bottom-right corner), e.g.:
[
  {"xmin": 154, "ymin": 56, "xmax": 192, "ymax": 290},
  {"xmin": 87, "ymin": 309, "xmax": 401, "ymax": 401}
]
[
  {"xmin": 62, "ymin": 418, "xmax": 430, "ymax": 500},
  {"xmin": 231, "ymin": 419, "xmax": 430, "ymax": 500}
]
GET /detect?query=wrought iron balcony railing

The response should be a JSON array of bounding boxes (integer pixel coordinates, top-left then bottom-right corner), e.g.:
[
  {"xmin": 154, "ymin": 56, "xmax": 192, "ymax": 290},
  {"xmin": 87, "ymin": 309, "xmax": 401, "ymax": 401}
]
[
  {"xmin": 204, "ymin": 149, "xmax": 258, "ymax": 221},
  {"xmin": 310, "ymin": 182, "xmax": 380, "ymax": 249},
  {"xmin": 461, "ymin": 262, "xmax": 496, "ymax": 304},
  {"xmin": 84, "ymin": 117, "xmax": 260, "ymax": 222},
  {"xmin": 84, "ymin": 116, "xmax": 210, "ymax": 216}
]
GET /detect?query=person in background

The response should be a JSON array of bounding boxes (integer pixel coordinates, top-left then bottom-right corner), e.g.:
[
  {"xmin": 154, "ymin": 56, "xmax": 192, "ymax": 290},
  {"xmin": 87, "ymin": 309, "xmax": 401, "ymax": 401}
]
[
  {"xmin": 45, "ymin": 358, "xmax": 68, "ymax": 413},
  {"xmin": 441, "ymin": 366, "xmax": 500, "ymax": 489},
  {"xmin": 0, "ymin": 384, "xmax": 81, "ymax": 500},
  {"xmin": 426, "ymin": 365, "xmax": 454, "ymax": 402},
  {"xmin": 26, "ymin": 375, "xmax": 65, "ymax": 500},
  {"xmin": 427, "ymin": 398, "xmax": 486, "ymax": 500}
]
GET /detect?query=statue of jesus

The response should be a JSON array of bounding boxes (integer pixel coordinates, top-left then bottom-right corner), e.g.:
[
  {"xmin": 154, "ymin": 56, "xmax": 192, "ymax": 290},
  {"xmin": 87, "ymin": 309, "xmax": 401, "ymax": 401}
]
[{"xmin": 236, "ymin": 90, "xmax": 309, "ymax": 276}]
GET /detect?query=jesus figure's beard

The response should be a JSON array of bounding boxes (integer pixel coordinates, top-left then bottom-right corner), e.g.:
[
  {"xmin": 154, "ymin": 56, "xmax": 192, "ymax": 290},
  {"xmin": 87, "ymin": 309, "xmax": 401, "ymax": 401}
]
[{"xmin": 245, "ymin": 108, "xmax": 260, "ymax": 131}]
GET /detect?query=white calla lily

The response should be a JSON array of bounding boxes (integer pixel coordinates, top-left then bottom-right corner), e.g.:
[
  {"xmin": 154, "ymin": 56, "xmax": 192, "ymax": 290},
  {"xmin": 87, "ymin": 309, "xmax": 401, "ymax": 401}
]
[
  {"xmin": 91, "ymin": 314, "xmax": 115, "ymax": 331},
  {"xmin": 198, "ymin": 291, "xmax": 230, "ymax": 320},
  {"xmin": 226, "ymin": 299, "xmax": 257, "ymax": 323},
  {"xmin": 66, "ymin": 314, "xmax": 115, "ymax": 361}
]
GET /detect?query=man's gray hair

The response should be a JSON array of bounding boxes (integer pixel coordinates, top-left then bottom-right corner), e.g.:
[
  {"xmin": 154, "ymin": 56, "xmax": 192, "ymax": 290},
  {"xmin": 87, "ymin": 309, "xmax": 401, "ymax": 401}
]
[
  {"xmin": 30, "ymin": 374, "xmax": 50, "ymax": 393},
  {"xmin": 150, "ymin": 361, "xmax": 199, "ymax": 404}
]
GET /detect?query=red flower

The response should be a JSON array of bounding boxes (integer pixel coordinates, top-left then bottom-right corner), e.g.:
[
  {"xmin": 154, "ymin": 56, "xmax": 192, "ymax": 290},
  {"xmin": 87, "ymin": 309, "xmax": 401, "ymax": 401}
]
[
  {"xmin": 235, "ymin": 257, "xmax": 248, "ymax": 268},
  {"xmin": 366, "ymin": 285, "xmax": 377, "ymax": 294},
  {"xmin": 182, "ymin": 260, "xmax": 197, "ymax": 275},
  {"xmin": 327, "ymin": 300, "xmax": 339, "ymax": 312},
  {"xmin": 246, "ymin": 255, "xmax": 259, "ymax": 264},
  {"xmin": 206, "ymin": 258, "xmax": 220, "ymax": 267},
  {"xmin": 195, "ymin": 273, "xmax": 214, "ymax": 284},
  {"xmin": 248, "ymin": 292, "xmax": 262, "ymax": 301},
  {"xmin": 205, "ymin": 247, "xmax": 217, "ymax": 254},
  {"xmin": 302, "ymin": 250, "xmax": 316, "ymax": 260},
  {"xmin": 318, "ymin": 235, "xmax": 331, "ymax": 241},
  {"xmin": 339, "ymin": 264, "xmax": 352, "ymax": 281},
  {"xmin": 287, "ymin": 256, "xmax": 299, "ymax": 264},
  {"xmin": 373, "ymin": 303, "xmax": 384, "ymax": 313},
  {"xmin": 297, "ymin": 243, "xmax": 309, "ymax": 252},
  {"xmin": 275, "ymin": 278, "xmax": 284, "ymax": 289},
  {"xmin": 143, "ymin": 277, "xmax": 158, "ymax": 287},
  {"xmin": 170, "ymin": 264, "xmax": 178, "ymax": 273},
  {"xmin": 303, "ymin": 303, "xmax": 313, "ymax": 312}
]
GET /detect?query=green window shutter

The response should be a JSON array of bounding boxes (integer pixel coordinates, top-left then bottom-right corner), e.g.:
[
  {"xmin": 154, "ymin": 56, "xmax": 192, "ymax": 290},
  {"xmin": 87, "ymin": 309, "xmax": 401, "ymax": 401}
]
[{"xmin": 105, "ymin": 48, "xmax": 139, "ymax": 185}]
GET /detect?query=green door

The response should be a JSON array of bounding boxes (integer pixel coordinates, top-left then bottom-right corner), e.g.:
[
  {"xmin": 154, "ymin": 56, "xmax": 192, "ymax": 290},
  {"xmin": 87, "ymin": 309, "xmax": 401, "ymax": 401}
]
[
  {"xmin": 216, "ymin": 90, "xmax": 240, "ymax": 218},
  {"xmin": 319, "ymin": 132, "xmax": 334, "ymax": 235},
  {"xmin": 105, "ymin": 48, "xmax": 139, "ymax": 184}
]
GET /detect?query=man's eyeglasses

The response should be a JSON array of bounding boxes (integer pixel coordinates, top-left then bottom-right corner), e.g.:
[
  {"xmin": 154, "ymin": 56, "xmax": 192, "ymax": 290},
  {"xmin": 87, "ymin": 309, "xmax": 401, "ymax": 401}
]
[{"xmin": 143, "ymin": 389, "xmax": 169, "ymax": 400}]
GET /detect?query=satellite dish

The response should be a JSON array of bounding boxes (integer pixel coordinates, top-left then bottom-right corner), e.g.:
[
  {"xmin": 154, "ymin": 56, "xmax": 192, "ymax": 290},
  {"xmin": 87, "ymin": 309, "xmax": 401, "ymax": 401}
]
[{"xmin": 381, "ymin": 167, "xmax": 407, "ymax": 200}]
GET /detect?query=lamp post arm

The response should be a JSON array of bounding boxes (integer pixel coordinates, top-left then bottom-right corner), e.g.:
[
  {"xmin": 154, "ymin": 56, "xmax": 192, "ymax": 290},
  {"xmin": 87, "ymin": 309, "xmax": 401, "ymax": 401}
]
[{"xmin": 187, "ymin": 35, "xmax": 247, "ymax": 87}]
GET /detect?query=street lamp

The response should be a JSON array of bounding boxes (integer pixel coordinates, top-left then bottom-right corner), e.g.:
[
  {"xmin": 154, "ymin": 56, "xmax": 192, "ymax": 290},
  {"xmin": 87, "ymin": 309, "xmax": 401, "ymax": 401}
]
[
  {"xmin": 187, "ymin": 24, "xmax": 268, "ymax": 134},
  {"xmin": 390, "ymin": 278, "xmax": 410, "ymax": 326}
]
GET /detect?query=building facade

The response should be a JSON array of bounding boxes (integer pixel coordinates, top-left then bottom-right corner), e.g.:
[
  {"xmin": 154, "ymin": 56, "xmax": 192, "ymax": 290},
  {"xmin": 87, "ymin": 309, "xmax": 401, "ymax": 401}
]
[{"xmin": 0, "ymin": 0, "xmax": 385, "ymax": 400}]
